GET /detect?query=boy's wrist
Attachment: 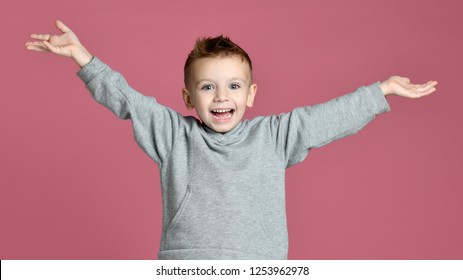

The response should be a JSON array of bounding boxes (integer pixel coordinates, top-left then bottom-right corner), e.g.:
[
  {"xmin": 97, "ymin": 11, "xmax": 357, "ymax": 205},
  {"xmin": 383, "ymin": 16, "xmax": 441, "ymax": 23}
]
[
  {"xmin": 72, "ymin": 45, "xmax": 93, "ymax": 68},
  {"xmin": 380, "ymin": 80, "xmax": 391, "ymax": 96}
]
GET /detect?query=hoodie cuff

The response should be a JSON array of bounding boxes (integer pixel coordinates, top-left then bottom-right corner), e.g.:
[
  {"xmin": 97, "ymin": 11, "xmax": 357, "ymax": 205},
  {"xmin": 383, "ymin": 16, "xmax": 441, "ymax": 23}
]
[{"xmin": 76, "ymin": 56, "xmax": 108, "ymax": 84}]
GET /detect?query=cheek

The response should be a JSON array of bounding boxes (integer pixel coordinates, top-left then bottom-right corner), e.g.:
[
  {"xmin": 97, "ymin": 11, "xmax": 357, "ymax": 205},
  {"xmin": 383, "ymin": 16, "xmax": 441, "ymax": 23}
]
[
  {"xmin": 194, "ymin": 97, "xmax": 211, "ymax": 112},
  {"xmin": 238, "ymin": 93, "xmax": 251, "ymax": 107}
]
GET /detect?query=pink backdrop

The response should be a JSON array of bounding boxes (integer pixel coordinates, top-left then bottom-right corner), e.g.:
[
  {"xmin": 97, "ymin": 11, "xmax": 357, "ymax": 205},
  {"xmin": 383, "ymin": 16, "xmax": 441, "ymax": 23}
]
[{"xmin": 1, "ymin": 0, "xmax": 462, "ymax": 259}]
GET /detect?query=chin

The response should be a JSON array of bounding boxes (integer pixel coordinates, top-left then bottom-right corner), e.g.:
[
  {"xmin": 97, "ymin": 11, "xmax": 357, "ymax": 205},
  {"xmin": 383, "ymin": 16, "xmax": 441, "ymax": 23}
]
[{"xmin": 209, "ymin": 122, "xmax": 237, "ymax": 134}]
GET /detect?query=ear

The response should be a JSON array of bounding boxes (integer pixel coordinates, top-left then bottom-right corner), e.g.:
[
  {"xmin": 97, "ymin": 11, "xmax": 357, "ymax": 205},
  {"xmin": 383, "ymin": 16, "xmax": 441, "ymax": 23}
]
[
  {"xmin": 246, "ymin": 83, "xmax": 257, "ymax": 107},
  {"xmin": 182, "ymin": 88, "xmax": 195, "ymax": 110}
]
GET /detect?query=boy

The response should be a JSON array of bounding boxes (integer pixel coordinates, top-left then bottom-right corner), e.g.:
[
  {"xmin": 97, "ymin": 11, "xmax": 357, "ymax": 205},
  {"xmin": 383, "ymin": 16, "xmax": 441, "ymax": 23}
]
[{"xmin": 25, "ymin": 20, "xmax": 437, "ymax": 260}]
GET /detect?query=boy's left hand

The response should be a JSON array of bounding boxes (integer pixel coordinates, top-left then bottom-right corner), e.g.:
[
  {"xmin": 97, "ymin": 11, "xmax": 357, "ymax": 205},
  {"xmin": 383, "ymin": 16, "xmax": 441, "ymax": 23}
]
[{"xmin": 380, "ymin": 76, "xmax": 438, "ymax": 98}]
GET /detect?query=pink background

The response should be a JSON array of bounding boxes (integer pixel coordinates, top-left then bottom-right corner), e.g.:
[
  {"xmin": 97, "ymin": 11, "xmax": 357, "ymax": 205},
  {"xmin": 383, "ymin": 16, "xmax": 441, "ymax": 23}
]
[{"xmin": 1, "ymin": 0, "xmax": 462, "ymax": 259}]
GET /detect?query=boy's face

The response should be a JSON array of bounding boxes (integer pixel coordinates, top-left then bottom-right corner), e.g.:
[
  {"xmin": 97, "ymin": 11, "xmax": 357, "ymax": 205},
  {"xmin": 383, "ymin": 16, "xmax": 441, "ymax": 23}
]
[{"xmin": 183, "ymin": 56, "xmax": 257, "ymax": 133}]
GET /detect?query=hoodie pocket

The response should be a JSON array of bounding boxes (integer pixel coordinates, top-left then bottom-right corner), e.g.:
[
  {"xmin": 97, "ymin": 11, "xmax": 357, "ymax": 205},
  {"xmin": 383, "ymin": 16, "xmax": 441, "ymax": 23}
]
[
  {"xmin": 166, "ymin": 184, "xmax": 192, "ymax": 232},
  {"xmin": 164, "ymin": 183, "xmax": 285, "ymax": 257}
]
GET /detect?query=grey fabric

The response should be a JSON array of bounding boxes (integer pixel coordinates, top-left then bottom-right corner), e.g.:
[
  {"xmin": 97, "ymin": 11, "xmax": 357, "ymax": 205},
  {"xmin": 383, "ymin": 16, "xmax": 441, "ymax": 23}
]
[{"xmin": 77, "ymin": 57, "xmax": 390, "ymax": 259}]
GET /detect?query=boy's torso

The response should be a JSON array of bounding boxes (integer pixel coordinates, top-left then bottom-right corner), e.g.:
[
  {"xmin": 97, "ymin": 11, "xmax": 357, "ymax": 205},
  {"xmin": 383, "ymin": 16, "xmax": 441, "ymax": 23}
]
[{"xmin": 158, "ymin": 117, "xmax": 289, "ymax": 259}]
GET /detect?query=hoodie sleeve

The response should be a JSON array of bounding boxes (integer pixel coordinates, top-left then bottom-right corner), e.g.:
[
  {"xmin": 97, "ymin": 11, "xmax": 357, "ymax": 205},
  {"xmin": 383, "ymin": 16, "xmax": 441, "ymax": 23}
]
[
  {"xmin": 77, "ymin": 57, "xmax": 181, "ymax": 166},
  {"xmin": 270, "ymin": 82, "xmax": 391, "ymax": 168}
]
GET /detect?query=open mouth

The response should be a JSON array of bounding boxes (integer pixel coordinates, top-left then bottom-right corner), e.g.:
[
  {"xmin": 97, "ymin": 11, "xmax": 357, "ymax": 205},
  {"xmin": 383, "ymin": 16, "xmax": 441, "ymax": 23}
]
[{"xmin": 211, "ymin": 108, "xmax": 235, "ymax": 121}]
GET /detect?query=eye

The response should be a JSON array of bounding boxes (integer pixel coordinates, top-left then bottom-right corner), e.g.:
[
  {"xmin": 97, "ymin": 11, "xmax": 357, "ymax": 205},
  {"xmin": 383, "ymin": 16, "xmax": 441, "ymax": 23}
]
[
  {"xmin": 201, "ymin": 84, "xmax": 215, "ymax": 91},
  {"xmin": 229, "ymin": 83, "xmax": 241, "ymax": 90}
]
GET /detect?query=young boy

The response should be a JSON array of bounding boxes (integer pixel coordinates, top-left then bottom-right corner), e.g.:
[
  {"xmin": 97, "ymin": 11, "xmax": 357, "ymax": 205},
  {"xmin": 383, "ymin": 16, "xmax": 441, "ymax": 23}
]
[{"xmin": 25, "ymin": 20, "xmax": 437, "ymax": 260}]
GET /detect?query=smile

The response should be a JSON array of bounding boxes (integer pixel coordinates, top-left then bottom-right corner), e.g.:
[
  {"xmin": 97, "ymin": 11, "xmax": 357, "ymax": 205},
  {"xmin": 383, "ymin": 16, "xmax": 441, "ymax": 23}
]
[{"xmin": 211, "ymin": 109, "xmax": 235, "ymax": 121}]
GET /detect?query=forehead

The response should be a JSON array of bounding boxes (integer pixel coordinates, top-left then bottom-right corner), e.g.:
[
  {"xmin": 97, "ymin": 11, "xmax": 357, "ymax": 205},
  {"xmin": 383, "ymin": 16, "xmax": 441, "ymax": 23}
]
[{"xmin": 189, "ymin": 56, "xmax": 252, "ymax": 81}]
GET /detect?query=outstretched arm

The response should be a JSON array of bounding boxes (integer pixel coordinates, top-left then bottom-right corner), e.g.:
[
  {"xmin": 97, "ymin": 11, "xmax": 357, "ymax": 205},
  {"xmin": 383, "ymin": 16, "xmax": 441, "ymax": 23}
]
[
  {"xmin": 380, "ymin": 76, "xmax": 438, "ymax": 98},
  {"xmin": 25, "ymin": 20, "xmax": 93, "ymax": 68}
]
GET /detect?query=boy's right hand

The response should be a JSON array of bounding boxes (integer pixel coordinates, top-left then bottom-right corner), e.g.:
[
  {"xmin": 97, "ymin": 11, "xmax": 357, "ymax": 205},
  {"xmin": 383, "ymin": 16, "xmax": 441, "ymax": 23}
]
[{"xmin": 25, "ymin": 20, "xmax": 93, "ymax": 68}]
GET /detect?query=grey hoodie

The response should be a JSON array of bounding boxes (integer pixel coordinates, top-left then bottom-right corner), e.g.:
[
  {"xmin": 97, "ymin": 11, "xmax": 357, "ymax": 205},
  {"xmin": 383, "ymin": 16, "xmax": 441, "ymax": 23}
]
[{"xmin": 77, "ymin": 57, "xmax": 390, "ymax": 259}]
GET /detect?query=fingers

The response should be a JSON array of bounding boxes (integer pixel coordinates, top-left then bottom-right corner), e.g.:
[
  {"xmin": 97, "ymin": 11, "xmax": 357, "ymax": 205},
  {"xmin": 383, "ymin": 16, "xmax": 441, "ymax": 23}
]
[
  {"xmin": 417, "ymin": 81, "xmax": 438, "ymax": 91},
  {"xmin": 55, "ymin": 20, "xmax": 71, "ymax": 33},
  {"xmin": 28, "ymin": 20, "xmax": 71, "ymax": 42},
  {"xmin": 428, "ymin": 81, "xmax": 438, "ymax": 87},
  {"xmin": 25, "ymin": 41, "xmax": 49, "ymax": 52},
  {"xmin": 24, "ymin": 40, "xmax": 56, "ymax": 54},
  {"xmin": 414, "ymin": 87, "xmax": 437, "ymax": 98},
  {"xmin": 410, "ymin": 80, "xmax": 438, "ymax": 98},
  {"xmin": 26, "ymin": 34, "xmax": 52, "ymax": 53},
  {"xmin": 30, "ymin": 34, "xmax": 51, "ymax": 41}
]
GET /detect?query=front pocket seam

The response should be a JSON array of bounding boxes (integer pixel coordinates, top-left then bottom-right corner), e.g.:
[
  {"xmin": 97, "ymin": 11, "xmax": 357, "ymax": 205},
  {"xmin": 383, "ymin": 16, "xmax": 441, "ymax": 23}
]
[{"xmin": 166, "ymin": 184, "xmax": 192, "ymax": 232}]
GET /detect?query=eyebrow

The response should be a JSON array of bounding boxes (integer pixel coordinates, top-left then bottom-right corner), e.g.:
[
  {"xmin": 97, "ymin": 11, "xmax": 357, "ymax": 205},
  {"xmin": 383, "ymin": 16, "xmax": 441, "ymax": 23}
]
[
  {"xmin": 228, "ymin": 77, "xmax": 247, "ymax": 83},
  {"xmin": 195, "ymin": 79, "xmax": 212, "ymax": 87},
  {"xmin": 195, "ymin": 77, "xmax": 247, "ymax": 86}
]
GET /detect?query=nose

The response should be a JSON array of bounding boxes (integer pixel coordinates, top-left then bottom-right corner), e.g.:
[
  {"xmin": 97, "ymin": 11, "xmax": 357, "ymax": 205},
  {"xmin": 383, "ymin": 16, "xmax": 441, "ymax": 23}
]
[{"xmin": 213, "ymin": 87, "xmax": 228, "ymax": 102}]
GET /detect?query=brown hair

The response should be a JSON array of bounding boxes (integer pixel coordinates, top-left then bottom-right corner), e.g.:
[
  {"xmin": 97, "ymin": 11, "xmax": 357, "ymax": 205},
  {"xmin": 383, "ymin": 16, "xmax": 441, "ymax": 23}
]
[{"xmin": 184, "ymin": 35, "xmax": 253, "ymax": 87}]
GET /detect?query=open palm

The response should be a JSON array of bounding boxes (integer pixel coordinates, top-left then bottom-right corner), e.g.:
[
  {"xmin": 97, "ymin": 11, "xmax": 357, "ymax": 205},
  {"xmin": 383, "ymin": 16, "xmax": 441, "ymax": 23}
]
[
  {"xmin": 381, "ymin": 76, "xmax": 438, "ymax": 98},
  {"xmin": 25, "ymin": 20, "xmax": 81, "ymax": 57},
  {"xmin": 25, "ymin": 20, "xmax": 92, "ymax": 67}
]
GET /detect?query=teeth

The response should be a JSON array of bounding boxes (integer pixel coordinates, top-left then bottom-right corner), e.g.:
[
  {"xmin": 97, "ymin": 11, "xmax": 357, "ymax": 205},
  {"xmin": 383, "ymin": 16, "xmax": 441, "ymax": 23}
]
[{"xmin": 212, "ymin": 109, "xmax": 232, "ymax": 113}]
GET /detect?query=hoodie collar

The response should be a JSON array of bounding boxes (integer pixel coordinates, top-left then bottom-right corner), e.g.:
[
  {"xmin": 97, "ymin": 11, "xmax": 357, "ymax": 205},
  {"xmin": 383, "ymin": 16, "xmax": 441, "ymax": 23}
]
[{"xmin": 201, "ymin": 121, "xmax": 248, "ymax": 145}]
